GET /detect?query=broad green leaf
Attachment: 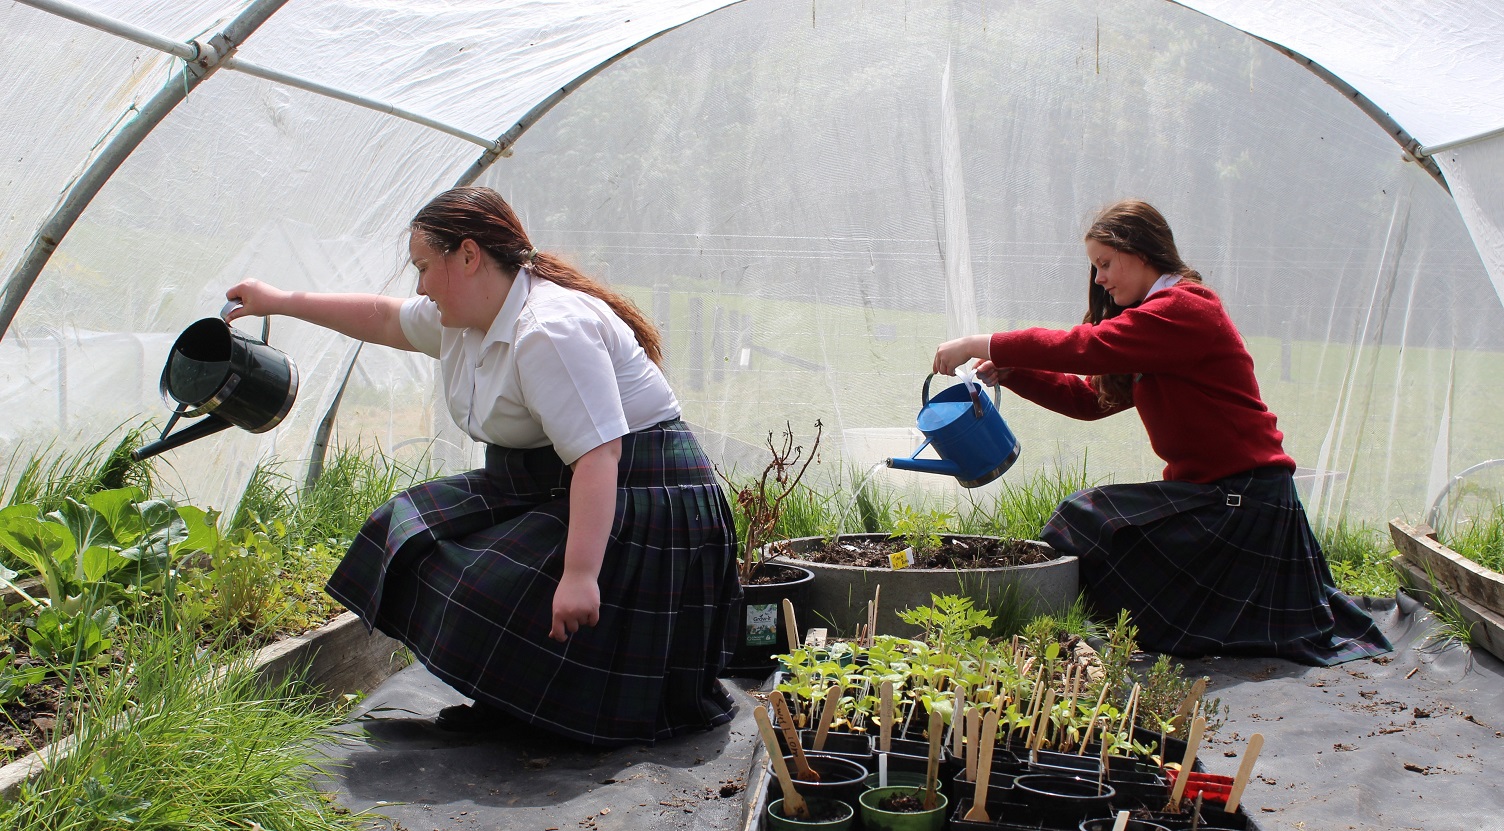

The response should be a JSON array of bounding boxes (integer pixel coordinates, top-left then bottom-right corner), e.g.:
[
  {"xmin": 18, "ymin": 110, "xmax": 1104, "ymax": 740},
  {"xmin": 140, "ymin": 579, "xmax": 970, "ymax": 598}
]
[
  {"xmin": 174, "ymin": 504, "xmax": 222, "ymax": 554},
  {"xmin": 86, "ymin": 486, "xmax": 148, "ymax": 545},
  {"xmin": 0, "ymin": 512, "xmax": 75, "ymax": 603},
  {"xmin": 81, "ymin": 544, "xmax": 116, "ymax": 583}
]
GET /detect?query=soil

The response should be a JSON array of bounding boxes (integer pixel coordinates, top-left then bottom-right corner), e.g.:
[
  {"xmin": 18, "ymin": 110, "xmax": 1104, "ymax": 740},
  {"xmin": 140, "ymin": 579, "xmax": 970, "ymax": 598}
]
[
  {"xmin": 0, "ymin": 670, "xmax": 64, "ymax": 766},
  {"xmin": 780, "ymin": 535, "xmax": 1054, "ymax": 570},
  {"xmin": 876, "ymin": 791, "xmax": 929, "ymax": 812},
  {"xmin": 774, "ymin": 797, "xmax": 849, "ymax": 823}
]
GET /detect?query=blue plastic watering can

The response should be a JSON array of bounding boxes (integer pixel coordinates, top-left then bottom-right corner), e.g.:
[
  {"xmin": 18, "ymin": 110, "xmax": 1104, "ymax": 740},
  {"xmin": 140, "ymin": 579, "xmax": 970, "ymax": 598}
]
[{"xmin": 885, "ymin": 373, "xmax": 1020, "ymax": 488}]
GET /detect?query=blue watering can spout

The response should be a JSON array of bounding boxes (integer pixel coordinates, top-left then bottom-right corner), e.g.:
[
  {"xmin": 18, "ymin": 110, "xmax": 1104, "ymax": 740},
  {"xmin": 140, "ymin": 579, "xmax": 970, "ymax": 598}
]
[
  {"xmin": 883, "ymin": 373, "xmax": 1021, "ymax": 489},
  {"xmin": 885, "ymin": 454, "xmax": 962, "ymax": 479}
]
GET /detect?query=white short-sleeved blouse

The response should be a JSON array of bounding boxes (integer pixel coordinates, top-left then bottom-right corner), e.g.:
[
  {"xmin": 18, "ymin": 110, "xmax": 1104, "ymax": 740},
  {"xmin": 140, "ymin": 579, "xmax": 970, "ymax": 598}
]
[{"xmin": 399, "ymin": 267, "xmax": 680, "ymax": 464}]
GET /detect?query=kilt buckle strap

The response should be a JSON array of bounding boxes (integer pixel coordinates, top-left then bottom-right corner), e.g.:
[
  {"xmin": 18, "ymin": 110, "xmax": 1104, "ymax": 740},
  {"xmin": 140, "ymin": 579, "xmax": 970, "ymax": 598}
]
[
  {"xmin": 551, "ymin": 487, "xmax": 568, "ymax": 501},
  {"xmin": 1225, "ymin": 493, "xmax": 1242, "ymax": 507}
]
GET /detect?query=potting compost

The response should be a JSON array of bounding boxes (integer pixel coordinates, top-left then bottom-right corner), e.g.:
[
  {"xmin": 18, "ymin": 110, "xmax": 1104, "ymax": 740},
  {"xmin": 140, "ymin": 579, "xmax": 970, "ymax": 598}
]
[{"xmin": 317, "ymin": 594, "xmax": 1501, "ymax": 831}]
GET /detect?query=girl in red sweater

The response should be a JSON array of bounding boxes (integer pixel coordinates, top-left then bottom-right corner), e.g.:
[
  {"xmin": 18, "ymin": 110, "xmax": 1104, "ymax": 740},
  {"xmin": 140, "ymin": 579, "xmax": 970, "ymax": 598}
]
[{"xmin": 933, "ymin": 200, "xmax": 1390, "ymax": 666}]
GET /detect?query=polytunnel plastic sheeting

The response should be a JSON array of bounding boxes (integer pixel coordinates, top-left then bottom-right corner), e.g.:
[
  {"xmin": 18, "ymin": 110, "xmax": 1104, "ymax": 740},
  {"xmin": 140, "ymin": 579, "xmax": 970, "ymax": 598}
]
[
  {"xmin": 0, "ymin": 0, "xmax": 1500, "ymax": 536},
  {"xmin": 470, "ymin": 0, "xmax": 1504, "ymax": 529}
]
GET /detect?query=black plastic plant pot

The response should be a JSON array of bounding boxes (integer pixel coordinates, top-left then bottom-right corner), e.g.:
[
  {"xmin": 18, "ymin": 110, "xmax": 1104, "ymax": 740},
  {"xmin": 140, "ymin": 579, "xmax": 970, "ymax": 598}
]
[
  {"xmin": 724, "ymin": 563, "xmax": 814, "ymax": 678},
  {"xmin": 1012, "ymin": 774, "xmax": 1116, "ymax": 823},
  {"xmin": 949, "ymin": 767, "xmax": 1017, "ymax": 807},
  {"xmin": 1134, "ymin": 807, "xmax": 1250, "ymax": 831},
  {"xmin": 766, "ymin": 752, "xmax": 870, "ymax": 809},
  {"xmin": 1079, "ymin": 817, "xmax": 1172, "ymax": 831},
  {"xmin": 1102, "ymin": 768, "xmax": 1168, "ymax": 808},
  {"xmin": 773, "ymin": 729, "xmax": 874, "ymax": 768},
  {"xmin": 765, "ymin": 796, "xmax": 856, "ymax": 831},
  {"xmin": 949, "ymin": 798, "xmax": 1062, "ymax": 831},
  {"xmin": 1027, "ymin": 749, "xmax": 1102, "ymax": 778}
]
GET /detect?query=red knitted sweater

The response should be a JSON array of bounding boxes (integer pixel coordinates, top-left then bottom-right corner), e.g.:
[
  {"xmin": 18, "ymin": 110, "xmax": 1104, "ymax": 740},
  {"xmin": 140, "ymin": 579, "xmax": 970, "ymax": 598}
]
[{"xmin": 991, "ymin": 281, "xmax": 1295, "ymax": 484}]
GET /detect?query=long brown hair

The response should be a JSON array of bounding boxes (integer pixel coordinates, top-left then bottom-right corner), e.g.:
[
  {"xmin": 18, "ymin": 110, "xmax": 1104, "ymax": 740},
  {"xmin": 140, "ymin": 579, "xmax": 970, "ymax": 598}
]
[
  {"xmin": 410, "ymin": 187, "xmax": 664, "ymax": 365},
  {"xmin": 1083, "ymin": 200, "xmax": 1203, "ymax": 408}
]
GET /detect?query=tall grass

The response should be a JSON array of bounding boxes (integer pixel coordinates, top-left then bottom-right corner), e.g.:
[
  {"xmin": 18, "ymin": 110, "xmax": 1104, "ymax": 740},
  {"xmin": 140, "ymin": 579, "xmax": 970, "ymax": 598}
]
[
  {"xmin": 0, "ymin": 623, "xmax": 367, "ymax": 830},
  {"xmin": 1316, "ymin": 519, "xmax": 1400, "ymax": 598},
  {"xmin": 231, "ymin": 440, "xmax": 433, "ymax": 547},
  {"xmin": 1442, "ymin": 503, "xmax": 1504, "ymax": 573},
  {"xmin": 956, "ymin": 456, "xmax": 1094, "ymax": 540},
  {"xmin": 1, "ymin": 422, "xmax": 157, "ymax": 512}
]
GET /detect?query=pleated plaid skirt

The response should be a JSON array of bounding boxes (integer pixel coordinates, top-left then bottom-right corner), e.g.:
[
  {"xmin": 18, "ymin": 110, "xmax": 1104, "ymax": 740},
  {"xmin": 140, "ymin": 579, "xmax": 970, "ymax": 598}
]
[
  {"xmin": 1042, "ymin": 467, "xmax": 1391, "ymax": 666},
  {"xmin": 325, "ymin": 420, "xmax": 743, "ymax": 746}
]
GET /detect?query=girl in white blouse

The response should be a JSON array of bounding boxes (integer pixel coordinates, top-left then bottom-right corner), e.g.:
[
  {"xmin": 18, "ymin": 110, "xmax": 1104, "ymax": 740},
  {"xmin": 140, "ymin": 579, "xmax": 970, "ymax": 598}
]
[{"xmin": 226, "ymin": 187, "xmax": 742, "ymax": 745}]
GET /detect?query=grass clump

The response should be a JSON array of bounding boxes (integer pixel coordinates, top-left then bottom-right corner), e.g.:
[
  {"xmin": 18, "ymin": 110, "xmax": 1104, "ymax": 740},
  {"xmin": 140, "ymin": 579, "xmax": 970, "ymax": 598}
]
[
  {"xmin": 1442, "ymin": 503, "xmax": 1504, "ymax": 574},
  {"xmin": 1, "ymin": 422, "xmax": 156, "ymax": 515},
  {"xmin": 0, "ymin": 623, "xmax": 369, "ymax": 831},
  {"xmin": 1317, "ymin": 519, "xmax": 1399, "ymax": 598}
]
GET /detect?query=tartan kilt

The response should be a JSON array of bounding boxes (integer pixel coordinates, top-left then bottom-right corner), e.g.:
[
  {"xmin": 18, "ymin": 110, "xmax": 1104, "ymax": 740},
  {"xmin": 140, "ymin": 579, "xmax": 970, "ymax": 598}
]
[
  {"xmin": 325, "ymin": 420, "xmax": 743, "ymax": 746},
  {"xmin": 1041, "ymin": 467, "xmax": 1392, "ymax": 666}
]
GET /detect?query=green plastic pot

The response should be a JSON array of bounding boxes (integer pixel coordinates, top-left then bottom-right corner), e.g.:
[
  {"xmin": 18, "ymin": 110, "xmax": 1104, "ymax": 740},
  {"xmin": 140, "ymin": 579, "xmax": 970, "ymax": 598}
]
[
  {"xmin": 857, "ymin": 785, "xmax": 948, "ymax": 831},
  {"xmin": 765, "ymin": 797, "xmax": 855, "ymax": 831}
]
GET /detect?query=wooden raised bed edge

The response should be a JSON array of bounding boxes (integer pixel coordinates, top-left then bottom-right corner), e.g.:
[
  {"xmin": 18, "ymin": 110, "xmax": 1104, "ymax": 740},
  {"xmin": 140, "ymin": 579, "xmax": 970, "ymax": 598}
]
[
  {"xmin": 1389, "ymin": 519, "xmax": 1504, "ymax": 662},
  {"xmin": 0, "ymin": 610, "xmax": 408, "ymax": 800}
]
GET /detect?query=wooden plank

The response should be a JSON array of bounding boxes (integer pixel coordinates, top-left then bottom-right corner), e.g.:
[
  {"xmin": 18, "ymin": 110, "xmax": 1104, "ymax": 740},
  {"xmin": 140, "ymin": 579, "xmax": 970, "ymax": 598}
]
[
  {"xmin": 1389, "ymin": 519, "xmax": 1504, "ymax": 615},
  {"xmin": 1394, "ymin": 557, "xmax": 1504, "ymax": 663}
]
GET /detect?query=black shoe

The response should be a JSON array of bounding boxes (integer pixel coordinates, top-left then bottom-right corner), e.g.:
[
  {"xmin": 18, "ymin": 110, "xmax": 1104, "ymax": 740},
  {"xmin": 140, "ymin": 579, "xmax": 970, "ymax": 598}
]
[{"xmin": 433, "ymin": 701, "xmax": 511, "ymax": 732}]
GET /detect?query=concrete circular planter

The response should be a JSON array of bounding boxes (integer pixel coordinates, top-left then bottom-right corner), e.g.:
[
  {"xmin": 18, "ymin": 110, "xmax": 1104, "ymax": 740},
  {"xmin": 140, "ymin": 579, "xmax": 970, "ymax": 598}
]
[{"xmin": 771, "ymin": 534, "xmax": 1078, "ymax": 639}]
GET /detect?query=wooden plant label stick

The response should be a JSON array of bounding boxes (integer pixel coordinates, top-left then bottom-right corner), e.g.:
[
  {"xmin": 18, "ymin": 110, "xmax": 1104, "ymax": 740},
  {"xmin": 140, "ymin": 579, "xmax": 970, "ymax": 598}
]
[
  {"xmin": 923, "ymin": 709, "xmax": 942, "ymax": 810},
  {"xmin": 1022, "ymin": 674, "xmax": 1045, "ymax": 749},
  {"xmin": 879, "ymin": 680, "xmax": 895, "ymax": 753},
  {"xmin": 1117, "ymin": 683, "xmax": 1140, "ymax": 738},
  {"xmin": 965, "ymin": 707, "xmax": 981, "ymax": 782},
  {"xmin": 1078, "ymin": 682, "xmax": 1112, "ymax": 755},
  {"xmin": 1166, "ymin": 715, "xmax": 1206, "ymax": 812},
  {"xmin": 870, "ymin": 585, "xmax": 881, "ymax": 643},
  {"xmin": 770, "ymin": 691, "xmax": 819, "ymax": 781},
  {"xmin": 754, "ymin": 707, "xmax": 810, "ymax": 820},
  {"xmin": 1224, "ymin": 733, "xmax": 1264, "ymax": 813},
  {"xmin": 963, "ymin": 709, "xmax": 1001, "ymax": 822},
  {"xmin": 1171, "ymin": 676, "xmax": 1207, "ymax": 734},
  {"xmin": 951, "ymin": 686, "xmax": 967, "ymax": 758},
  {"xmin": 782, "ymin": 598, "xmax": 800, "ymax": 654},
  {"xmin": 1110, "ymin": 810, "xmax": 1130, "ymax": 831},
  {"xmin": 1032, "ymin": 688, "xmax": 1056, "ymax": 761},
  {"xmin": 813, "ymin": 684, "xmax": 841, "ymax": 751}
]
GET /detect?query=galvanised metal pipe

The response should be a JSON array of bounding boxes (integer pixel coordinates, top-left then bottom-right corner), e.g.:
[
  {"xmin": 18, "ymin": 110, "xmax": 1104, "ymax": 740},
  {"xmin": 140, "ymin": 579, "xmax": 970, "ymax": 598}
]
[{"xmin": 0, "ymin": 0, "xmax": 292, "ymax": 342}]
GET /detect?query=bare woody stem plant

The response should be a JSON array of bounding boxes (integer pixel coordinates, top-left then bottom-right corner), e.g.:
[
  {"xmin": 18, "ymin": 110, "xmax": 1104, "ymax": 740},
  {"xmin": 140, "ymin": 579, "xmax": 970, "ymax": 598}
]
[{"xmin": 718, "ymin": 420, "xmax": 823, "ymax": 582}]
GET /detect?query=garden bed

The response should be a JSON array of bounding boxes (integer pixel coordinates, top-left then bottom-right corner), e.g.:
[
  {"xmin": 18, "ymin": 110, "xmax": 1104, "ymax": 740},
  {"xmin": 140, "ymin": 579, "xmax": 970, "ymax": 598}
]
[
  {"xmin": 0, "ymin": 610, "xmax": 405, "ymax": 800},
  {"xmin": 1389, "ymin": 519, "xmax": 1504, "ymax": 661}
]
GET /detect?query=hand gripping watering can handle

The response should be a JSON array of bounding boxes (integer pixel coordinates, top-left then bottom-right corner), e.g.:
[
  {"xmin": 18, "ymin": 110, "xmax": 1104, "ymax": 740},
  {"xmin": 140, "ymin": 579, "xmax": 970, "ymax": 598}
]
[
  {"xmin": 921, "ymin": 372, "xmax": 1001, "ymax": 415},
  {"xmin": 221, "ymin": 300, "xmax": 272, "ymax": 344}
]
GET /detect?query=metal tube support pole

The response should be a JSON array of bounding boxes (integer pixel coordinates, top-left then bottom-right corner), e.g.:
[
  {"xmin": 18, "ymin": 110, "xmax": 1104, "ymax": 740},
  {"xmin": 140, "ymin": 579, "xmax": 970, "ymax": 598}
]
[
  {"xmin": 0, "ymin": 0, "xmax": 291, "ymax": 342},
  {"xmin": 11, "ymin": 0, "xmax": 205, "ymax": 61}
]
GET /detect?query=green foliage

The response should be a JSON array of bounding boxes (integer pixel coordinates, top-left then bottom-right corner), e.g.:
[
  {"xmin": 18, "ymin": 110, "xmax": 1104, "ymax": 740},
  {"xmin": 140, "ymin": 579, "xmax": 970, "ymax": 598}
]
[
  {"xmin": 957, "ymin": 455, "xmax": 1093, "ymax": 540},
  {"xmin": 1, "ymin": 423, "xmax": 156, "ymax": 516},
  {"xmin": 0, "ymin": 650, "xmax": 45, "ymax": 704},
  {"xmin": 0, "ymin": 623, "xmax": 369, "ymax": 831},
  {"xmin": 896, "ymin": 593, "xmax": 995, "ymax": 653},
  {"xmin": 887, "ymin": 505, "xmax": 953, "ymax": 557},
  {"xmin": 230, "ymin": 440, "xmax": 429, "ymax": 548},
  {"xmin": 1442, "ymin": 503, "xmax": 1504, "ymax": 573},
  {"xmin": 1133, "ymin": 654, "xmax": 1225, "ymax": 735},
  {"xmin": 1317, "ymin": 519, "xmax": 1400, "ymax": 597},
  {"xmin": 27, "ymin": 606, "xmax": 118, "ymax": 663},
  {"xmin": 0, "ymin": 488, "xmax": 185, "ymax": 616}
]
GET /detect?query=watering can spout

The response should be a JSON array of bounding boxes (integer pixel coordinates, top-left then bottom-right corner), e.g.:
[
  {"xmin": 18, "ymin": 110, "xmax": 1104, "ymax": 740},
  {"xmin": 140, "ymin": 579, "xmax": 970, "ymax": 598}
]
[
  {"xmin": 885, "ymin": 456, "xmax": 962, "ymax": 478},
  {"xmin": 130, "ymin": 414, "xmax": 235, "ymax": 462}
]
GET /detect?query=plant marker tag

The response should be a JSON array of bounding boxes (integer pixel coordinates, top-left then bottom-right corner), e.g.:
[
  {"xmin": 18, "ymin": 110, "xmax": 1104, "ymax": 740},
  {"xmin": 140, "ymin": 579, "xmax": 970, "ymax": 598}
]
[
  {"xmin": 878, "ymin": 751, "xmax": 888, "ymax": 788},
  {"xmin": 804, "ymin": 628, "xmax": 828, "ymax": 648},
  {"xmin": 745, "ymin": 603, "xmax": 778, "ymax": 645},
  {"xmin": 889, "ymin": 547, "xmax": 915, "ymax": 569}
]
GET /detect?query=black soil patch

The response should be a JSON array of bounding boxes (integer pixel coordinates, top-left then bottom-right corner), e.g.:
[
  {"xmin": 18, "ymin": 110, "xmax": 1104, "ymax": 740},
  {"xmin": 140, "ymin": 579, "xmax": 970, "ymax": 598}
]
[{"xmin": 785, "ymin": 535, "xmax": 1053, "ymax": 569}]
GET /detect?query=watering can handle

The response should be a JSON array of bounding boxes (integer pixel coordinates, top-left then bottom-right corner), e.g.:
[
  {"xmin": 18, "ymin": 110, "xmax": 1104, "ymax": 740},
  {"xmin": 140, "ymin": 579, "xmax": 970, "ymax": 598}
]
[
  {"xmin": 221, "ymin": 300, "xmax": 271, "ymax": 344},
  {"xmin": 921, "ymin": 372, "xmax": 1002, "ymax": 410}
]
